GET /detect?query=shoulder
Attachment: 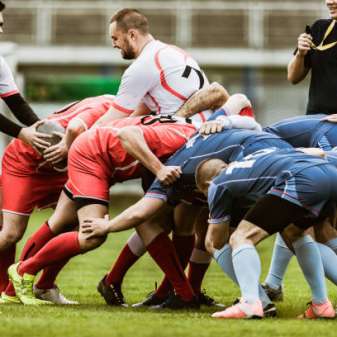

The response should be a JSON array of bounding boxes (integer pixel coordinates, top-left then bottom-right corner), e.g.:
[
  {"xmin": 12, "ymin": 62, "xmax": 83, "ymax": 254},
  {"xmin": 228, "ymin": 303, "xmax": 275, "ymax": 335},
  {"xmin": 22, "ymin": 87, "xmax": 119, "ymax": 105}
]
[{"xmin": 310, "ymin": 19, "xmax": 332, "ymax": 33}]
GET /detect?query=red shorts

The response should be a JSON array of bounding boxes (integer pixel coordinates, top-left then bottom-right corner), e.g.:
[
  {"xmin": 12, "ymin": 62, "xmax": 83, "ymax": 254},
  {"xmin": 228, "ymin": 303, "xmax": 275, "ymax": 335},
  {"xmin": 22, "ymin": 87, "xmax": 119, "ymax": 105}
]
[{"xmin": 1, "ymin": 169, "xmax": 67, "ymax": 215}]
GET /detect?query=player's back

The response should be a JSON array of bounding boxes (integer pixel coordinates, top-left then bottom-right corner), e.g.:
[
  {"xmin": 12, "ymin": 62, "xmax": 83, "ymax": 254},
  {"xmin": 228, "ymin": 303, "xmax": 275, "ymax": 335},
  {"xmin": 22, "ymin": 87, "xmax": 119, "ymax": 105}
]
[
  {"xmin": 219, "ymin": 148, "xmax": 329, "ymax": 198},
  {"xmin": 264, "ymin": 114, "xmax": 328, "ymax": 147},
  {"xmin": 48, "ymin": 95, "xmax": 115, "ymax": 129}
]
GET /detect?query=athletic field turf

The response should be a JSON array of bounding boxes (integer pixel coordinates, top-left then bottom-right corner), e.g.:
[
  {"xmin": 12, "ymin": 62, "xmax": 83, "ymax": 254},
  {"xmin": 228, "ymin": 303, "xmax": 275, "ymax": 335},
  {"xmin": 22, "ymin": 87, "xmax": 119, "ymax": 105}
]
[{"xmin": 1, "ymin": 197, "xmax": 337, "ymax": 337}]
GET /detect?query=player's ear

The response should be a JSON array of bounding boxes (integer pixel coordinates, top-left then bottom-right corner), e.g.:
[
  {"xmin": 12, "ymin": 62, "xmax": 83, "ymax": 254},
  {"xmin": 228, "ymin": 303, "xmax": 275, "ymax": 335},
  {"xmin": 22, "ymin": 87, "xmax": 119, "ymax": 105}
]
[{"xmin": 128, "ymin": 29, "xmax": 137, "ymax": 41}]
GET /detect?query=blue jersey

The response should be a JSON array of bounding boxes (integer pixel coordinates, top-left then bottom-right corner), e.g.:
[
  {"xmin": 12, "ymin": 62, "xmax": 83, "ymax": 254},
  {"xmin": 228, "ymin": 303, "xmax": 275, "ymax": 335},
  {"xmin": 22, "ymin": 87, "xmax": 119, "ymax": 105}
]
[
  {"xmin": 146, "ymin": 128, "xmax": 292, "ymax": 204},
  {"xmin": 208, "ymin": 148, "xmax": 337, "ymax": 224},
  {"xmin": 264, "ymin": 114, "xmax": 337, "ymax": 150}
]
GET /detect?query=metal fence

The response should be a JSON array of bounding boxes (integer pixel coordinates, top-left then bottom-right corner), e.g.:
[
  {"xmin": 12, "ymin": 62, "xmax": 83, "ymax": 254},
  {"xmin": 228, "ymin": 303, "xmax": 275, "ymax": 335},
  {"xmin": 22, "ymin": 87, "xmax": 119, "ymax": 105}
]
[{"xmin": 5, "ymin": 1, "xmax": 327, "ymax": 49}]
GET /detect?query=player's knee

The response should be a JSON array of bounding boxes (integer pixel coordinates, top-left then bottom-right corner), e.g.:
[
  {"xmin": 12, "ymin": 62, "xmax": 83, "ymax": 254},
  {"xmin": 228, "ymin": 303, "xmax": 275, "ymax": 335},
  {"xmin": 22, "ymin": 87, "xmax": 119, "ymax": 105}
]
[
  {"xmin": 3, "ymin": 230, "xmax": 24, "ymax": 246},
  {"xmin": 205, "ymin": 236, "xmax": 215, "ymax": 255},
  {"xmin": 79, "ymin": 234, "xmax": 107, "ymax": 252},
  {"xmin": 229, "ymin": 230, "xmax": 244, "ymax": 249}
]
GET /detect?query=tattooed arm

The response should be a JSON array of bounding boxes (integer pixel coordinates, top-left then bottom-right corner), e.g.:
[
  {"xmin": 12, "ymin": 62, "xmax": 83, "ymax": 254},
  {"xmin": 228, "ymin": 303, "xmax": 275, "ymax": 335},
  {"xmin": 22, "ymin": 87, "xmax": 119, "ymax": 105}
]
[{"xmin": 175, "ymin": 82, "xmax": 229, "ymax": 118}]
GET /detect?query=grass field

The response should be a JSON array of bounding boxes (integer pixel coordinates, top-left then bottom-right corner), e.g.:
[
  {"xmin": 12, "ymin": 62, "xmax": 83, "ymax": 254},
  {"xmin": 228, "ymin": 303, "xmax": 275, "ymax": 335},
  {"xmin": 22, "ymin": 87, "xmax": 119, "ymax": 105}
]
[{"xmin": 1, "ymin": 197, "xmax": 337, "ymax": 337}]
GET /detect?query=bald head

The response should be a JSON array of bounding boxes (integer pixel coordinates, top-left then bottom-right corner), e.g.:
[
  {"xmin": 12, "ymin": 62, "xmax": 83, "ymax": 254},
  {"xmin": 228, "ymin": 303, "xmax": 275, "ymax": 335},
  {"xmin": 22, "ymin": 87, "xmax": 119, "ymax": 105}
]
[{"xmin": 195, "ymin": 159, "xmax": 227, "ymax": 195}]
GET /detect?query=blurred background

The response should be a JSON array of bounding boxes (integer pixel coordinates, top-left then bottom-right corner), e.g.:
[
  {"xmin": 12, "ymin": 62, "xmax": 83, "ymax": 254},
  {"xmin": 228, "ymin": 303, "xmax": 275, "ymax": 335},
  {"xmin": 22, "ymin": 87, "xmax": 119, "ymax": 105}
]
[{"xmin": 0, "ymin": 0, "xmax": 328, "ymax": 125}]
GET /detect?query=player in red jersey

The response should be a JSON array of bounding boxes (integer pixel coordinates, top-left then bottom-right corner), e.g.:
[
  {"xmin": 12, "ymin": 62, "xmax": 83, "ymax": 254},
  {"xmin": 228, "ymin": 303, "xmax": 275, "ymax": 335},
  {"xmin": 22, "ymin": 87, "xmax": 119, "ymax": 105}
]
[
  {"xmin": 0, "ymin": 95, "xmax": 115, "ymax": 304},
  {"xmin": 8, "ymin": 115, "xmax": 200, "ymax": 306}
]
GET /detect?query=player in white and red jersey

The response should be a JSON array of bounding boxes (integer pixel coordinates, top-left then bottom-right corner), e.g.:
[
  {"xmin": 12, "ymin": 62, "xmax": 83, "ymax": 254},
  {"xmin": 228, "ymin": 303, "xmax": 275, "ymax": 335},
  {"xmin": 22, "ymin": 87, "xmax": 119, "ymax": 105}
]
[
  {"xmin": 0, "ymin": 95, "xmax": 115, "ymax": 304},
  {"xmin": 94, "ymin": 8, "xmax": 227, "ymax": 127}
]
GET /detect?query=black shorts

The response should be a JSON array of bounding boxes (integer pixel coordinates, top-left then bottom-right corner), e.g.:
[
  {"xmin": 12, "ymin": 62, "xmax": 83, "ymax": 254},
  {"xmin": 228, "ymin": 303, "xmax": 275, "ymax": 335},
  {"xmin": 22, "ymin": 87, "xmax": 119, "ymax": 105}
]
[{"xmin": 243, "ymin": 194, "xmax": 314, "ymax": 235}]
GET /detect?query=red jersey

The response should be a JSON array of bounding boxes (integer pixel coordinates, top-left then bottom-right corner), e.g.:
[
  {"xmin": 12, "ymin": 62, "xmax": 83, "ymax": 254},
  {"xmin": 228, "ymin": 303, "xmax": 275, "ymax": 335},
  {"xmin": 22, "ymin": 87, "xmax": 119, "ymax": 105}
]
[
  {"xmin": 2, "ymin": 95, "xmax": 115, "ymax": 176},
  {"xmin": 68, "ymin": 116, "xmax": 196, "ymax": 186}
]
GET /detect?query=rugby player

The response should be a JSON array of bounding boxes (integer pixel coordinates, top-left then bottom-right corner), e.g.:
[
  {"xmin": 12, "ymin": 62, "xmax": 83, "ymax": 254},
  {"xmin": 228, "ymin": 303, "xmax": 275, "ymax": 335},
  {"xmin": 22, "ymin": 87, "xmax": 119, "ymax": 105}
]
[
  {"xmin": 75, "ymin": 110, "xmax": 292, "ymax": 314},
  {"xmin": 94, "ymin": 8, "xmax": 225, "ymax": 124},
  {"xmin": 261, "ymin": 114, "xmax": 337, "ymax": 300},
  {"xmin": 195, "ymin": 148, "xmax": 337, "ymax": 319},
  {"xmin": 0, "ymin": 1, "xmax": 49, "ymax": 148},
  {"xmin": 0, "ymin": 95, "xmax": 116, "ymax": 304}
]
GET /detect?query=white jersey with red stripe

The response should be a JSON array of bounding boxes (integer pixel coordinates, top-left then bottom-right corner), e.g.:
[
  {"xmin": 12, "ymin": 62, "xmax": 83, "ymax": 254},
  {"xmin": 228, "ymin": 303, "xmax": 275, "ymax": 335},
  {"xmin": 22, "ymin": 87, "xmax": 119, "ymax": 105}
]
[
  {"xmin": 0, "ymin": 56, "xmax": 19, "ymax": 98},
  {"xmin": 112, "ymin": 40, "xmax": 211, "ymax": 125}
]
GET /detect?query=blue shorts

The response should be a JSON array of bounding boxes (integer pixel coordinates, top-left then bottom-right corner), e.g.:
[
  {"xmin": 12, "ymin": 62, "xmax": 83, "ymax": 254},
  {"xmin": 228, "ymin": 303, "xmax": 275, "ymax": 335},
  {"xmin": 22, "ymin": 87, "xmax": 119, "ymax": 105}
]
[{"xmin": 269, "ymin": 164, "xmax": 337, "ymax": 216}]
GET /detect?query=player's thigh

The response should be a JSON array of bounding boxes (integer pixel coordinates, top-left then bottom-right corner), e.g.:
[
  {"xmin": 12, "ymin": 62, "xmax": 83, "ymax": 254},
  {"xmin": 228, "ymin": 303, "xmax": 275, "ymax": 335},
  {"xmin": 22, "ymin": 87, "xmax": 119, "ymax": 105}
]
[
  {"xmin": 48, "ymin": 190, "xmax": 78, "ymax": 234},
  {"xmin": 136, "ymin": 204, "xmax": 173, "ymax": 246},
  {"xmin": 205, "ymin": 222, "xmax": 230, "ymax": 255},
  {"xmin": 173, "ymin": 203, "xmax": 200, "ymax": 235},
  {"xmin": 78, "ymin": 203, "xmax": 108, "ymax": 251}
]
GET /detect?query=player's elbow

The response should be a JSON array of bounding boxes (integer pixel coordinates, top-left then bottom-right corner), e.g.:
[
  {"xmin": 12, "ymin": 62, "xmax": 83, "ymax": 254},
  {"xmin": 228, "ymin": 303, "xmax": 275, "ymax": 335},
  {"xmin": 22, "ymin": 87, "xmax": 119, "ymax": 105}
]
[
  {"xmin": 67, "ymin": 118, "xmax": 86, "ymax": 137},
  {"xmin": 209, "ymin": 82, "xmax": 230, "ymax": 109}
]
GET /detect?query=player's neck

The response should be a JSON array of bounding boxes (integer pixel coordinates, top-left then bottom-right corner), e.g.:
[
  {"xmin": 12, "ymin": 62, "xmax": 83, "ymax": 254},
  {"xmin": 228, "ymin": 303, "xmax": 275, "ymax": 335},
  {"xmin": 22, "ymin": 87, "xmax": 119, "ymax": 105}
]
[{"xmin": 135, "ymin": 35, "xmax": 154, "ymax": 58}]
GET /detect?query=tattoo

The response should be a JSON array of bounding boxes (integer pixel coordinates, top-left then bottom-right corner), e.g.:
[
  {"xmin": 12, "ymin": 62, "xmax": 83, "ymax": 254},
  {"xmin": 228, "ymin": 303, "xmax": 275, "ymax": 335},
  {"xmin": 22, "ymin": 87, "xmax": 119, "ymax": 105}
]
[{"xmin": 175, "ymin": 83, "xmax": 228, "ymax": 118}]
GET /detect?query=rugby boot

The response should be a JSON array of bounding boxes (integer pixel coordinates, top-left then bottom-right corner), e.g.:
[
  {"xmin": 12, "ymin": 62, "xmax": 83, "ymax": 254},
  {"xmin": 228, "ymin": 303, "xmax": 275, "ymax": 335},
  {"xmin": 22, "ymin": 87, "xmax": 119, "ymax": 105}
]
[
  {"xmin": 0, "ymin": 292, "xmax": 21, "ymax": 304},
  {"xmin": 132, "ymin": 291, "xmax": 167, "ymax": 308},
  {"xmin": 298, "ymin": 300, "xmax": 336, "ymax": 319},
  {"xmin": 230, "ymin": 297, "xmax": 277, "ymax": 317},
  {"xmin": 34, "ymin": 286, "xmax": 78, "ymax": 305},
  {"xmin": 212, "ymin": 299, "xmax": 263, "ymax": 319},
  {"xmin": 8, "ymin": 263, "xmax": 52, "ymax": 305},
  {"xmin": 151, "ymin": 293, "xmax": 200, "ymax": 310},
  {"xmin": 197, "ymin": 290, "xmax": 224, "ymax": 308},
  {"xmin": 97, "ymin": 276, "xmax": 128, "ymax": 307},
  {"xmin": 261, "ymin": 283, "xmax": 283, "ymax": 302}
]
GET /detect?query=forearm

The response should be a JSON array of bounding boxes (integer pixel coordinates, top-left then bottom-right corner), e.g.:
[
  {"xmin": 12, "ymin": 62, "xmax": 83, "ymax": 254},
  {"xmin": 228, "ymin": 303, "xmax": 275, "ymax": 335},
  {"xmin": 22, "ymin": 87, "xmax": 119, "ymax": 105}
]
[
  {"xmin": 225, "ymin": 115, "xmax": 262, "ymax": 131},
  {"xmin": 118, "ymin": 127, "xmax": 163, "ymax": 176},
  {"xmin": 287, "ymin": 53, "xmax": 309, "ymax": 84},
  {"xmin": 2, "ymin": 93, "xmax": 39, "ymax": 126},
  {"xmin": 106, "ymin": 198, "xmax": 164, "ymax": 232},
  {"xmin": 175, "ymin": 82, "xmax": 229, "ymax": 118},
  {"xmin": 0, "ymin": 113, "xmax": 23, "ymax": 137}
]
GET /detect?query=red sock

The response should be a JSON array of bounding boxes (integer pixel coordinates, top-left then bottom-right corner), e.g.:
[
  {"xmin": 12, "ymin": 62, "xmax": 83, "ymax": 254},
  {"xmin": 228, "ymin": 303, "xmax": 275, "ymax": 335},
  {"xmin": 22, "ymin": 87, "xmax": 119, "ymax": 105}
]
[
  {"xmin": 0, "ymin": 244, "xmax": 16, "ymax": 293},
  {"xmin": 155, "ymin": 234, "xmax": 195, "ymax": 299},
  {"xmin": 105, "ymin": 244, "xmax": 140, "ymax": 286},
  {"xmin": 5, "ymin": 221, "xmax": 55, "ymax": 296},
  {"xmin": 35, "ymin": 258, "xmax": 70, "ymax": 290},
  {"xmin": 188, "ymin": 248, "xmax": 211, "ymax": 295},
  {"xmin": 146, "ymin": 232, "xmax": 194, "ymax": 301},
  {"xmin": 18, "ymin": 232, "xmax": 80, "ymax": 276}
]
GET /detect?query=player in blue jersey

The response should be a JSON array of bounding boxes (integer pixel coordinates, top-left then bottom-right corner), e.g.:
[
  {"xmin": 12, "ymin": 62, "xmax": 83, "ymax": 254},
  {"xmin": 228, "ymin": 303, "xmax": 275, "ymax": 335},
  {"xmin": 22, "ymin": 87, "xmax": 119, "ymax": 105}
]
[
  {"xmin": 262, "ymin": 114, "xmax": 337, "ymax": 300},
  {"xmin": 264, "ymin": 114, "xmax": 337, "ymax": 150},
  {"xmin": 194, "ymin": 147, "xmax": 337, "ymax": 319}
]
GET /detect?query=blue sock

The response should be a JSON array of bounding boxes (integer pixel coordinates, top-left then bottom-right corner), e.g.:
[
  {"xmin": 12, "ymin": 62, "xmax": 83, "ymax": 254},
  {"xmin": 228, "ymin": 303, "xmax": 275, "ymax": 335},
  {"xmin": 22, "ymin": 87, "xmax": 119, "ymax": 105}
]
[
  {"xmin": 232, "ymin": 244, "xmax": 261, "ymax": 304},
  {"xmin": 264, "ymin": 233, "xmax": 293, "ymax": 289},
  {"xmin": 214, "ymin": 244, "xmax": 271, "ymax": 307},
  {"xmin": 293, "ymin": 235, "xmax": 327, "ymax": 304},
  {"xmin": 317, "ymin": 243, "xmax": 337, "ymax": 285},
  {"xmin": 325, "ymin": 238, "xmax": 337, "ymax": 254}
]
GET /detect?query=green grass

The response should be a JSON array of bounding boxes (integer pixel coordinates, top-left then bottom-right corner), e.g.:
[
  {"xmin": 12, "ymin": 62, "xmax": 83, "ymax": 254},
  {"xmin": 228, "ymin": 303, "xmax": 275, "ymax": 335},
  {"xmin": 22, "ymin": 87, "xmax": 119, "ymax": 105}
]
[{"xmin": 1, "ymin": 199, "xmax": 337, "ymax": 337}]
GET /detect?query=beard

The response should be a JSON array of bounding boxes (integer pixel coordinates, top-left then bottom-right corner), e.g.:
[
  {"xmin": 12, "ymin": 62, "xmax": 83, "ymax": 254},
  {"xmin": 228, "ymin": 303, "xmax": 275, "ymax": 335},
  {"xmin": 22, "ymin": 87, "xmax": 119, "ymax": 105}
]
[{"xmin": 121, "ymin": 38, "xmax": 136, "ymax": 60}]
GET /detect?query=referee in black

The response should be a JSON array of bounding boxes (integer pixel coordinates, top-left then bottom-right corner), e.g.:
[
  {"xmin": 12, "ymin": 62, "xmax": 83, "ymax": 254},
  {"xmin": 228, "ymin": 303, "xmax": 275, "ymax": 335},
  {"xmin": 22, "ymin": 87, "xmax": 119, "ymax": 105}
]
[{"xmin": 287, "ymin": 0, "xmax": 337, "ymax": 116}]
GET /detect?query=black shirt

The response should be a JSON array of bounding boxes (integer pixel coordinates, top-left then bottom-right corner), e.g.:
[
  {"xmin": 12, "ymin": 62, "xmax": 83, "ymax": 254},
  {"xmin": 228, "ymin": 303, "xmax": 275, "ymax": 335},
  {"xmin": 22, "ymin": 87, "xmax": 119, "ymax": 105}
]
[{"xmin": 304, "ymin": 19, "xmax": 337, "ymax": 115}]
